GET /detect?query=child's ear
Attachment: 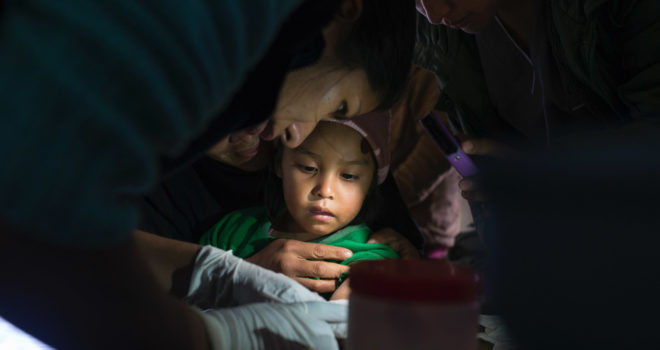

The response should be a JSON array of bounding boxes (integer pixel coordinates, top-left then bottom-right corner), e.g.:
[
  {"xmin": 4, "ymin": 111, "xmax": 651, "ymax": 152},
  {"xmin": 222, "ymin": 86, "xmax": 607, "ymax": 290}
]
[{"xmin": 337, "ymin": 0, "xmax": 362, "ymax": 22}]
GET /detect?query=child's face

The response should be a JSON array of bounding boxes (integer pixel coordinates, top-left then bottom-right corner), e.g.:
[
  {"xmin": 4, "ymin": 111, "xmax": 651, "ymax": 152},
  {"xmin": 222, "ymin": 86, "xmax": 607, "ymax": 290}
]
[{"xmin": 278, "ymin": 122, "xmax": 375, "ymax": 238}]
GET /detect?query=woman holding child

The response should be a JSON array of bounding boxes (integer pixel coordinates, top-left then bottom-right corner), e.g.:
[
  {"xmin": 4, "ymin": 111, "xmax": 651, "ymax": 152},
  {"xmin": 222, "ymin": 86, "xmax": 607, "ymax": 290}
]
[
  {"xmin": 199, "ymin": 112, "xmax": 398, "ymax": 300},
  {"xmin": 0, "ymin": 0, "xmax": 416, "ymax": 349}
]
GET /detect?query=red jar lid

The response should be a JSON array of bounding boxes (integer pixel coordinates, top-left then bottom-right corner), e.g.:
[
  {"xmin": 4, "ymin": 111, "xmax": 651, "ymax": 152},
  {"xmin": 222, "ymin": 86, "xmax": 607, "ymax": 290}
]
[{"xmin": 349, "ymin": 259, "xmax": 480, "ymax": 303}]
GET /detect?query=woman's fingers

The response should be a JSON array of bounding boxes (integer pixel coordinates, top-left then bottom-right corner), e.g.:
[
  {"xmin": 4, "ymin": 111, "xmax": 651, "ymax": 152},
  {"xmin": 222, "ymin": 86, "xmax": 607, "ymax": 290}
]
[
  {"xmin": 293, "ymin": 241, "xmax": 353, "ymax": 261},
  {"xmin": 458, "ymin": 138, "xmax": 519, "ymax": 202},
  {"xmin": 246, "ymin": 239, "xmax": 351, "ymax": 293},
  {"xmin": 461, "ymin": 138, "xmax": 518, "ymax": 158},
  {"xmin": 294, "ymin": 276, "xmax": 340, "ymax": 294},
  {"xmin": 289, "ymin": 258, "xmax": 349, "ymax": 280},
  {"xmin": 459, "ymin": 177, "xmax": 486, "ymax": 202}
]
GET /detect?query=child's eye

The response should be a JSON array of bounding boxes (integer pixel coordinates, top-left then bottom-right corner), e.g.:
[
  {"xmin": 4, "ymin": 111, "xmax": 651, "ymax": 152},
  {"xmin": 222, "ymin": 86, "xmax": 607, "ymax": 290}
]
[
  {"xmin": 297, "ymin": 164, "xmax": 318, "ymax": 174},
  {"xmin": 341, "ymin": 173, "xmax": 358, "ymax": 181}
]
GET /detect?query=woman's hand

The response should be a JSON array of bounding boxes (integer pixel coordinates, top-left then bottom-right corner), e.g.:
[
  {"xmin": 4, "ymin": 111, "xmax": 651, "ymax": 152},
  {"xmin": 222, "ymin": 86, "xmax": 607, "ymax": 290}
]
[
  {"xmin": 367, "ymin": 228, "xmax": 420, "ymax": 259},
  {"xmin": 246, "ymin": 239, "xmax": 352, "ymax": 294},
  {"xmin": 246, "ymin": 228, "xmax": 419, "ymax": 295},
  {"xmin": 459, "ymin": 138, "xmax": 520, "ymax": 202}
]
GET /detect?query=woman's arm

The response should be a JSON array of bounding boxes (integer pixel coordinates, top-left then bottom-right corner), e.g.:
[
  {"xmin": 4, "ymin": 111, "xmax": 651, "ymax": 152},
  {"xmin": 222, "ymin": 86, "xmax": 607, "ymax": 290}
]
[
  {"xmin": 0, "ymin": 223, "xmax": 210, "ymax": 349},
  {"xmin": 134, "ymin": 230, "xmax": 203, "ymax": 298}
]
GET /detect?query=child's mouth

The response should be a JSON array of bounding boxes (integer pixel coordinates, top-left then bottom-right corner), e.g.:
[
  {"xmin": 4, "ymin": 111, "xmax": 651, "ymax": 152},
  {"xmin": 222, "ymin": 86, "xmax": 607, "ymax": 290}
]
[{"xmin": 309, "ymin": 208, "xmax": 335, "ymax": 222}]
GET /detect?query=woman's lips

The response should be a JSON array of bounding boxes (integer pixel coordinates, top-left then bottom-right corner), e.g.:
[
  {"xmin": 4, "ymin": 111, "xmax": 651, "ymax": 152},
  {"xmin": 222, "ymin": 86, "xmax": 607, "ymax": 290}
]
[
  {"xmin": 445, "ymin": 15, "xmax": 470, "ymax": 30},
  {"xmin": 235, "ymin": 147, "xmax": 259, "ymax": 159},
  {"xmin": 233, "ymin": 139, "xmax": 261, "ymax": 159}
]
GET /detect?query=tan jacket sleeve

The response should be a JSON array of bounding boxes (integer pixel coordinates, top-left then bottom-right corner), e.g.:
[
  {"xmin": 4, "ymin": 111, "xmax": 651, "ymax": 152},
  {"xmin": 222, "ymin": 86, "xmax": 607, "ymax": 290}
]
[{"xmin": 390, "ymin": 67, "xmax": 462, "ymax": 248}]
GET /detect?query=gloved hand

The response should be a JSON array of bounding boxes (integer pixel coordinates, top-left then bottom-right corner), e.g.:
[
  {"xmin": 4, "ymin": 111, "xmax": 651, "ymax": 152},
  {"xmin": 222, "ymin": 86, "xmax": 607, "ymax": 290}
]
[
  {"xmin": 185, "ymin": 245, "xmax": 326, "ymax": 308},
  {"xmin": 478, "ymin": 315, "xmax": 516, "ymax": 350},
  {"xmin": 193, "ymin": 301, "xmax": 347, "ymax": 350}
]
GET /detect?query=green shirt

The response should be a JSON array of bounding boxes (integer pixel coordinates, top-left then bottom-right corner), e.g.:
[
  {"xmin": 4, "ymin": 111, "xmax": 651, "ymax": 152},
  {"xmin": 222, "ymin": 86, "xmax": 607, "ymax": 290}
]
[{"xmin": 200, "ymin": 206, "xmax": 399, "ymax": 281}]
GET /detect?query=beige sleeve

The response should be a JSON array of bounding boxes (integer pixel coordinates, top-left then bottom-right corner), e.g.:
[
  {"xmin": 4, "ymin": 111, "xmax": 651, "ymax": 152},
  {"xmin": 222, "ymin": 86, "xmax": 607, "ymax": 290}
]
[
  {"xmin": 390, "ymin": 67, "xmax": 461, "ymax": 248},
  {"xmin": 390, "ymin": 67, "xmax": 452, "ymax": 206}
]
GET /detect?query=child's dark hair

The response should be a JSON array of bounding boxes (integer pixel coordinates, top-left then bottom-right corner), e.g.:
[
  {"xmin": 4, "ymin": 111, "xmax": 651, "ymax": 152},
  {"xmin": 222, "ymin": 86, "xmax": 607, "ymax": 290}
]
[
  {"xmin": 335, "ymin": 0, "xmax": 416, "ymax": 110},
  {"xmin": 265, "ymin": 138, "xmax": 382, "ymax": 228}
]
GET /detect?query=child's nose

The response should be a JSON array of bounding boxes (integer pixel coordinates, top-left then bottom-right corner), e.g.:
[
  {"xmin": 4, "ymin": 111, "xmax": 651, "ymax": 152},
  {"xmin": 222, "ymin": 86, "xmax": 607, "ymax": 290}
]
[{"xmin": 313, "ymin": 175, "xmax": 334, "ymax": 199}]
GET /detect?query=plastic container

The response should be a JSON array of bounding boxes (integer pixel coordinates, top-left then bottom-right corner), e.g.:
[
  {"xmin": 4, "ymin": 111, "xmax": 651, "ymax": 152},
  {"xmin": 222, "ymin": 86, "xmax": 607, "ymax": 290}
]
[{"xmin": 347, "ymin": 259, "xmax": 480, "ymax": 350}]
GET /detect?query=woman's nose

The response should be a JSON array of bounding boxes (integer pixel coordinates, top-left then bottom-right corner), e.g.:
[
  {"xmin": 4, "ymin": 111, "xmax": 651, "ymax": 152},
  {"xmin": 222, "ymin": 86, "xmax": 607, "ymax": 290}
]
[
  {"xmin": 416, "ymin": 0, "xmax": 453, "ymax": 25},
  {"xmin": 281, "ymin": 122, "xmax": 315, "ymax": 149}
]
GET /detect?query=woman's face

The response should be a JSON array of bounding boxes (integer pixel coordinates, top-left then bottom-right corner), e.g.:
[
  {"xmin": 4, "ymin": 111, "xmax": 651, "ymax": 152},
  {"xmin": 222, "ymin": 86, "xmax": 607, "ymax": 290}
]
[
  {"xmin": 260, "ymin": 7, "xmax": 381, "ymax": 150},
  {"xmin": 416, "ymin": 0, "xmax": 498, "ymax": 33},
  {"xmin": 261, "ymin": 62, "xmax": 381, "ymax": 149},
  {"xmin": 278, "ymin": 122, "xmax": 375, "ymax": 238}
]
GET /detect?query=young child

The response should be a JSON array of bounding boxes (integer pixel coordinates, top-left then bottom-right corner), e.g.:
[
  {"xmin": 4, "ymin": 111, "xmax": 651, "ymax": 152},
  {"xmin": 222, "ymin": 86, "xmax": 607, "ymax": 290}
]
[{"xmin": 199, "ymin": 111, "xmax": 398, "ymax": 300}]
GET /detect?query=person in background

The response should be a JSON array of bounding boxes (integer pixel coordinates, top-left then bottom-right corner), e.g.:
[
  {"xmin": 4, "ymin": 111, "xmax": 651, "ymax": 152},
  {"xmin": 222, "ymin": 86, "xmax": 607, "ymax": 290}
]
[
  {"xmin": 0, "ymin": 0, "xmax": 416, "ymax": 348},
  {"xmin": 414, "ymin": 0, "xmax": 660, "ymax": 348},
  {"xmin": 414, "ymin": 0, "xmax": 660, "ymax": 199}
]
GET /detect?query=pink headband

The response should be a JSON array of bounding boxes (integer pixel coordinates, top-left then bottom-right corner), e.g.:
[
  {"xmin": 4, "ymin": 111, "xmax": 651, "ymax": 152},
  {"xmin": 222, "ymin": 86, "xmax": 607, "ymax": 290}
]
[{"xmin": 322, "ymin": 110, "xmax": 391, "ymax": 184}]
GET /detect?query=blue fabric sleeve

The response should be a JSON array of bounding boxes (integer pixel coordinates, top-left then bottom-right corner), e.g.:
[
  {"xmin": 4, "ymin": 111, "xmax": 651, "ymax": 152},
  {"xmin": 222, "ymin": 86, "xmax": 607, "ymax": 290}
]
[{"xmin": 0, "ymin": 0, "xmax": 303, "ymax": 246}]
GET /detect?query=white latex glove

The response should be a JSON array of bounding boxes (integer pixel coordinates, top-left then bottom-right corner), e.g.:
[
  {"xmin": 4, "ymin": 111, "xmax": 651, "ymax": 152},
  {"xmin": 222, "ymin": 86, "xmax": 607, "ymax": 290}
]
[
  {"xmin": 185, "ymin": 246, "xmax": 326, "ymax": 308},
  {"xmin": 478, "ymin": 314, "xmax": 516, "ymax": 350},
  {"xmin": 193, "ymin": 301, "xmax": 347, "ymax": 350}
]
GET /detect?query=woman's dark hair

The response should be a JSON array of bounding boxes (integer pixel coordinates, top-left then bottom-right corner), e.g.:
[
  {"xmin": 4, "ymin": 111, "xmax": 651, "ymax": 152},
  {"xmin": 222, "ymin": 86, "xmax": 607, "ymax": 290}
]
[
  {"xmin": 335, "ymin": 0, "xmax": 416, "ymax": 110},
  {"xmin": 264, "ymin": 142, "xmax": 286, "ymax": 222},
  {"xmin": 265, "ymin": 138, "xmax": 382, "ymax": 228}
]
